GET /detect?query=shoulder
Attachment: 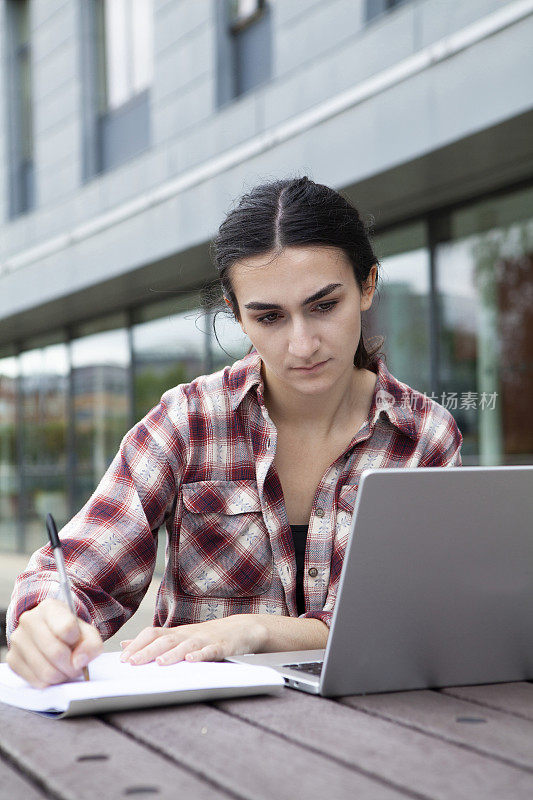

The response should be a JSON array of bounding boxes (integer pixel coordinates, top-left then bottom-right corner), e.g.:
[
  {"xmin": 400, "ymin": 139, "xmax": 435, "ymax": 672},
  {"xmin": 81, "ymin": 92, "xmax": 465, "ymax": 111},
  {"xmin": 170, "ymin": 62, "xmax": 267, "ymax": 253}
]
[
  {"xmin": 410, "ymin": 389, "xmax": 463, "ymax": 466},
  {"xmin": 372, "ymin": 359, "xmax": 463, "ymax": 467},
  {"xmin": 141, "ymin": 349, "xmax": 261, "ymax": 429}
]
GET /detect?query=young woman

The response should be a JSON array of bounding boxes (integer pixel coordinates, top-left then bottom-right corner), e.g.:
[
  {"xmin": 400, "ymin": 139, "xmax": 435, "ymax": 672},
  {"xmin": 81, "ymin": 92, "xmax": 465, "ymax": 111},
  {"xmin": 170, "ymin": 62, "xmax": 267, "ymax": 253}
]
[{"xmin": 7, "ymin": 177, "xmax": 462, "ymax": 687}]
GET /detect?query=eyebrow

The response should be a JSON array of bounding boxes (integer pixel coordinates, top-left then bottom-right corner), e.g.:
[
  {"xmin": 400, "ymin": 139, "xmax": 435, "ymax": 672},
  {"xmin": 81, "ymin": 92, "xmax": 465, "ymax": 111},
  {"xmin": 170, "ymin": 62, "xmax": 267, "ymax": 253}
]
[{"xmin": 243, "ymin": 283, "xmax": 343, "ymax": 311}]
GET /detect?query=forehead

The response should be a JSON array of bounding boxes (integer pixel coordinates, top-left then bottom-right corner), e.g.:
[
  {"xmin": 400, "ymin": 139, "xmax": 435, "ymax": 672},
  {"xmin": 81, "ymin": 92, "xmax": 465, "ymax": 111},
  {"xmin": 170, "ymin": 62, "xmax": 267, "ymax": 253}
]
[{"xmin": 229, "ymin": 246, "xmax": 355, "ymax": 300}]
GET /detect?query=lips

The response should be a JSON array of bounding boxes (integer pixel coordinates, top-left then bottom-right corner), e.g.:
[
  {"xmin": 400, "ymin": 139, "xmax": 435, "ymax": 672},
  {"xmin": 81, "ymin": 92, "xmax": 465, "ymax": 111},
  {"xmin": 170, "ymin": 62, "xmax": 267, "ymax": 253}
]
[{"xmin": 292, "ymin": 360, "xmax": 328, "ymax": 372}]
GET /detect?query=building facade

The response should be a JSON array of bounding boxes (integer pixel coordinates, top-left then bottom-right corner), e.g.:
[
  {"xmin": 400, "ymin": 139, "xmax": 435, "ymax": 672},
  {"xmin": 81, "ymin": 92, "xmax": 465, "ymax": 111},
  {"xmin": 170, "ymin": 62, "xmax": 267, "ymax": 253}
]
[{"xmin": 0, "ymin": 0, "xmax": 532, "ymax": 553}]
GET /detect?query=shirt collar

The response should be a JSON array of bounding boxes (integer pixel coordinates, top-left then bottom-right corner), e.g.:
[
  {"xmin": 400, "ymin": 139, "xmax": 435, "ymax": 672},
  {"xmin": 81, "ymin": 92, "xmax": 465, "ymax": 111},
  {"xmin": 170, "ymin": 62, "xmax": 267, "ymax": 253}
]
[
  {"xmin": 229, "ymin": 351, "xmax": 418, "ymax": 440},
  {"xmin": 228, "ymin": 349, "xmax": 265, "ymax": 411},
  {"xmin": 367, "ymin": 357, "xmax": 418, "ymax": 440}
]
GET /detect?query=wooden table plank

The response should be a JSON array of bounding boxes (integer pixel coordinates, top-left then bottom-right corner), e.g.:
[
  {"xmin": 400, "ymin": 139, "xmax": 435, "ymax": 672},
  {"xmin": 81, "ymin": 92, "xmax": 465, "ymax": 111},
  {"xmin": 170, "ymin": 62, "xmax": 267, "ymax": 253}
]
[
  {"xmin": 1, "ymin": 704, "xmax": 229, "ymax": 800},
  {"xmin": 340, "ymin": 689, "xmax": 533, "ymax": 771},
  {"xmin": 442, "ymin": 683, "xmax": 533, "ymax": 720},
  {"xmin": 0, "ymin": 756, "xmax": 48, "ymax": 800},
  {"xmin": 216, "ymin": 690, "xmax": 533, "ymax": 800},
  {"xmin": 107, "ymin": 700, "xmax": 406, "ymax": 800}
]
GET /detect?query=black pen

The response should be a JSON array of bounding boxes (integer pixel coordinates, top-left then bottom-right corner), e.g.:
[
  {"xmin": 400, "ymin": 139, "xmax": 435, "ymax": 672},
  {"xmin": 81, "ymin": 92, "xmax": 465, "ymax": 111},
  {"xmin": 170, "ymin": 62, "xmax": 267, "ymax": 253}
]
[{"xmin": 46, "ymin": 513, "xmax": 90, "ymax": 681}]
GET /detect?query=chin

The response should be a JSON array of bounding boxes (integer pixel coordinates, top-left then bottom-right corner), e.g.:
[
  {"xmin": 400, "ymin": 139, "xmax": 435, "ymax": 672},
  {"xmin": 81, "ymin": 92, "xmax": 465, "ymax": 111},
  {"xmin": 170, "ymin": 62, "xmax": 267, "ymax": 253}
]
[{"xmin": 288, "ymin": 375, "xmax": 334, "ymax": 393}]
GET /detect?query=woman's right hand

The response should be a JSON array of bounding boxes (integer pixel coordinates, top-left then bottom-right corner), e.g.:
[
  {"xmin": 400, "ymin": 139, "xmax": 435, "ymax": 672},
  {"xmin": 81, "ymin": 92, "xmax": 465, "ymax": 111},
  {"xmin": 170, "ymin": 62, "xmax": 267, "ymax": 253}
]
[{"xmin": 6, "ymin": 598, "xmax": 103, "ymax": 688}]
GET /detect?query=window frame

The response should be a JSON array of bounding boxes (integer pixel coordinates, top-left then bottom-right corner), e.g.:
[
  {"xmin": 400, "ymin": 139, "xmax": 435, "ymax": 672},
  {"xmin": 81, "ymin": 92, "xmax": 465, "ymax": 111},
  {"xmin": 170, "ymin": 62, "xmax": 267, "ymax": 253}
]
[{"xmin": 4, "ymin": 0, "xmax": 35, "ymax": 217}]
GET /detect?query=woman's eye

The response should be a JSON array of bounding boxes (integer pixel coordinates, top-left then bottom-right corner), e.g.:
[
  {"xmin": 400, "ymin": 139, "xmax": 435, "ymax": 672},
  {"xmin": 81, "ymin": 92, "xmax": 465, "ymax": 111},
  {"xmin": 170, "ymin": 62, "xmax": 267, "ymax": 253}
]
[
  {"xmin": 257, "ymin": 302, "xmax": 336, "ymax": 325},
  {"xmin": 315, "ymin": 301, "xmax": 337, "ymax": 313},
  {"xmin": 257, "ymin": 313, "xmax": 280, "ymax": 325}
]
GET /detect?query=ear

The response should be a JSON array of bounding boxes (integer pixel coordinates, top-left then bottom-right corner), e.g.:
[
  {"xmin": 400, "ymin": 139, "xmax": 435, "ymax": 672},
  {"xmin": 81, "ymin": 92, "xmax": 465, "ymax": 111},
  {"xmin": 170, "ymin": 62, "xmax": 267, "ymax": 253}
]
[
  {"xmin": 223, "ymin": 295, "xmax": 238, "ymax": 320},
  {"xmin": 360, "ymin": 264, "xmax": 377, "ymax": 312},
  {"xmin": 223, "ymin": 295, "xmax": 247, "ymax": 336}
]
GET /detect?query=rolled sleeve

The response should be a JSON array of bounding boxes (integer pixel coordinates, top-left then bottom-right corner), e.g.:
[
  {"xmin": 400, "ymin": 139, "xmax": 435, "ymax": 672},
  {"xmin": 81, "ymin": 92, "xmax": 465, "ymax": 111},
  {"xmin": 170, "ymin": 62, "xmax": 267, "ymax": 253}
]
[
  {"xmin": 7, "ymin": 399, "xmax": 184, "ymax": 643},
  {"xmin": 300, "ymin": 609, "xmax": 333, "ymax": 628},
  {"xmin": 419, "ymin": 407, "xmax": 463, "ymax": 468}
]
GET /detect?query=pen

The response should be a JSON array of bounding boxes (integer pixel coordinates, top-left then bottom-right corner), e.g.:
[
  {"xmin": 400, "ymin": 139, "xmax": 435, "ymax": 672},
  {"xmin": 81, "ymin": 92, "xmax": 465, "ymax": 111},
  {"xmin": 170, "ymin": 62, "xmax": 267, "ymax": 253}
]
[{"xmin": 46, "ymin": 513, "xmax": 90, "ymax": 681}]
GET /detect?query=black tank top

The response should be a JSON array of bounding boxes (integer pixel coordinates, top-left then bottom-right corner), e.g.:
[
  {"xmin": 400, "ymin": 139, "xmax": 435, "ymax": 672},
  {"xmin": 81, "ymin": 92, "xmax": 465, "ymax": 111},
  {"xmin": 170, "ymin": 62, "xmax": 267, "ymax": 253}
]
[{"xmin": 289, "ymin": 524, "xmax": 309, "ymax": 616}]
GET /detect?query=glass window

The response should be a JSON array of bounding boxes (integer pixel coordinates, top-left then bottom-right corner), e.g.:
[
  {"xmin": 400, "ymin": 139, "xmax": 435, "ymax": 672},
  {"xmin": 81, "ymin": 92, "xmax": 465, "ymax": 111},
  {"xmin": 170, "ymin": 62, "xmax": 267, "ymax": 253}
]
[
  {"xmin": 100, "ymin": 0, "xmax": 153, "ymax": 110},
  {"xmin": 71, "ymin": 320, "xmax": 131, "ymax": 510},
  {"xmin": 90, "ymin": 0, "xmax": 153, "ymax": 172},
  {"xmin": 222, "ymin": 0, "xmax": 271, "ymax": 100},
  {"xmin": 132, "ymin": 297, "xmax": 207, "ymax": 420},
  {"xmin": 6, "ymin": 0, "xmax": 34, "ymax": 216},
  {"xmin": 20, "ymin": 343, "xmax": 69, "ymax": 554},
  {"xmin": 366, "ymin": 0, "xmax": 412, "ymax": 23},
  {"xmin": 0, "ymin": 356, "xmax": 19, "ymax": 551},
  {"xmin": 370, "ymin": 223, "xmax": 431, "ymax": 393},
  {"xmin": 436, "ymin": 186, "xmax": 533, "ymax": 465},
  {"xmin": 229, "ymin": 0, "xmax": 264, "ymax": 31}
]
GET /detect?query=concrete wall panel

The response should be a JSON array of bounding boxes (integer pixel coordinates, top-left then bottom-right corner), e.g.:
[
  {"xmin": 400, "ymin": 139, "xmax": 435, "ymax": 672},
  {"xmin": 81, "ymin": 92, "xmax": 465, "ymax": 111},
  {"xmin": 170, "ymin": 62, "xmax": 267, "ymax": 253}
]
[
  {"xmin": 418, "ymin": 0, "xmax": 513, "ymax": 48},
  {"xmin": 155, "ymin": 0, "xmax": 211, "ymax": 53}
]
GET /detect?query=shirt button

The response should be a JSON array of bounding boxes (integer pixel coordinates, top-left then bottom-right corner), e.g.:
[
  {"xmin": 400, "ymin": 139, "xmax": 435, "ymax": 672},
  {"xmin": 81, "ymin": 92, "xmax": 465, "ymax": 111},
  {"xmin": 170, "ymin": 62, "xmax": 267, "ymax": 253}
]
[
  {"xmin": 315, "ymin": 507, "xmax": 325, "ymax": 518},
  {"xmin": 266, "ymin": 437, "xmax": 271, "ymax": 448},
  {"xmin": 308, "ymin": 567, "xmax": 318, "ymax": 578}
]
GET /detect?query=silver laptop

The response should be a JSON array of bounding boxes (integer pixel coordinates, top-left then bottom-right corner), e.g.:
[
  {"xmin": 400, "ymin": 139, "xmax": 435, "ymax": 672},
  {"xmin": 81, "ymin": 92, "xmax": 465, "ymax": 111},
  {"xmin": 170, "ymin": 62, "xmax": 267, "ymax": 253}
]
[{"xmin": 228, "ymin": 466, "xmax": 533, "ymax": 695}]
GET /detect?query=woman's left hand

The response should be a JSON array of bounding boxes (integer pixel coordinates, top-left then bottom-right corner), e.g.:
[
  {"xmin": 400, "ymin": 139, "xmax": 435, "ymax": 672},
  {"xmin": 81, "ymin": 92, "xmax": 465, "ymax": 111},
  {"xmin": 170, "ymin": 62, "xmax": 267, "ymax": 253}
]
[{"xmin": 119, "ymin": 615, "xmax": 267, "ymax": 666}]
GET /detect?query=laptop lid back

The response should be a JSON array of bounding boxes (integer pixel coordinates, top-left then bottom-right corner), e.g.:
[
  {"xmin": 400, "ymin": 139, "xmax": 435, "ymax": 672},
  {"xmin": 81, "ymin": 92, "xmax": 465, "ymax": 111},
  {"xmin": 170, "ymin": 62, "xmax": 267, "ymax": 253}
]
[{"xmin": 320, "ymin": 466, "xmax": 533, "ymax": 696}]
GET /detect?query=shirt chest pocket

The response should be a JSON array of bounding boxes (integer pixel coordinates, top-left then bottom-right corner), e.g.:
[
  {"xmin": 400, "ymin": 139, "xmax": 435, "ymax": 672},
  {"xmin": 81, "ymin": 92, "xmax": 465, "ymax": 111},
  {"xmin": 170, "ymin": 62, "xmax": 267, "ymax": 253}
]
[{"xmin": 177, "ymin": 480, "xmax": 273, "ymax": 598}]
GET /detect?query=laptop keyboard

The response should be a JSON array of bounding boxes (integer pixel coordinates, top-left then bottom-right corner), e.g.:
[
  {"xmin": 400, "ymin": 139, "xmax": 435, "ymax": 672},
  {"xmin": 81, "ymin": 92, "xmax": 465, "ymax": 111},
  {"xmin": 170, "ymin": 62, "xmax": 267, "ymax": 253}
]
[{"xmin": 282, "ymin": 661, "xmax": 323, "ymax": 676}]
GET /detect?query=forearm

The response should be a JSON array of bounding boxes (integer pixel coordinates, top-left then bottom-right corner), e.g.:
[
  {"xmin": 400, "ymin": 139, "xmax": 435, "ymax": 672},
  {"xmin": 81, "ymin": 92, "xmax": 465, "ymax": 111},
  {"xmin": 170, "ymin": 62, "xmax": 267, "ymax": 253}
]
[{"xmin": 250, "ymin": 614, "xmax": 329, "ymax": 653}]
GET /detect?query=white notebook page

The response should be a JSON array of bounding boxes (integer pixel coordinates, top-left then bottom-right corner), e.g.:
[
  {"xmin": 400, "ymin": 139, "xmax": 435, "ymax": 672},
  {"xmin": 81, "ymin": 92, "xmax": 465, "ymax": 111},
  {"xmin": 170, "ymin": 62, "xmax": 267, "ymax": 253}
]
[{"xmin": 0, "ymin": 651, "xmax": 284, "ymax": 713}]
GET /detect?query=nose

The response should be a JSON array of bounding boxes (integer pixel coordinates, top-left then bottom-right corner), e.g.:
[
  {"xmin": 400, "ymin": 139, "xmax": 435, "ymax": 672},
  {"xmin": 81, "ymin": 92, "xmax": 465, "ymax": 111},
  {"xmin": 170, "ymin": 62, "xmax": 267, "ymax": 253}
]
[{"xmin": 287, "ymin": 317, "xmax": 320, "ymax": 360}]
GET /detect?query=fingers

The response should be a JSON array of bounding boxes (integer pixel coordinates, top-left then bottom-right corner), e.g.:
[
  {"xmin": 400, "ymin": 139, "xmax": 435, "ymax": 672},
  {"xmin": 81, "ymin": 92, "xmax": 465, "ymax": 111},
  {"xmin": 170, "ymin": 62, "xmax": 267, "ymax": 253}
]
[
  {"xmin": 8, "ymin": 599, "xmax": 103, "ymax": 687},
  {"xmin": 157, "ymin": 639, "xmax": 226, "ymax": 666},
  {"xmin": 7, "ymin": 624, "xmax": 76, "ymax": 688},
  {"xmin": 71, "ymin": 619, "xmax": 103, "ymax": 670},
  {"xmin": 184, "ymin": 642, "xmax": 225, "ymax": 663},
  {"xmin": 121, "ymin": 618, "xmax": 247, "ymax": 667},
  {"xmin": 126, "ymin": 634, "xmax": 179, "ymax": 665},
  {"xmin": 122, "ymin": 632, "xmax": 226, "ymax": 666},
  {"xmin": 120, "ymin": 627, "xmax": 167, "ymax": 663},
  {"xmin": 7, "ymin": 647, "xmax": 49, "ymax": 689},
  {"xmin": 43, "ymin": 599, "xmax": 85, "ymax": 647}
]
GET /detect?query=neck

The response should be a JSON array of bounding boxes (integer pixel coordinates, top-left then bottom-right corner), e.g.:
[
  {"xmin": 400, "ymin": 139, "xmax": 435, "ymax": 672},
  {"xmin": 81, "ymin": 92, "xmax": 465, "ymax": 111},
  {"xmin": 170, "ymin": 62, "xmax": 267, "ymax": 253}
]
[{"xmin": 262, "ymin": 363, "xmax": 375, "ymax": 437}]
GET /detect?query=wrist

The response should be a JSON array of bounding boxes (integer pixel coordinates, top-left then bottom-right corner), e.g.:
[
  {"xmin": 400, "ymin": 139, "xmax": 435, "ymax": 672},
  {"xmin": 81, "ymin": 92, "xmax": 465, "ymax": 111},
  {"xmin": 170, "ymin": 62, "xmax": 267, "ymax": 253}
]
[{"xmin": 238, "ymin": 614, "xmax": 268, "ymax": 654}]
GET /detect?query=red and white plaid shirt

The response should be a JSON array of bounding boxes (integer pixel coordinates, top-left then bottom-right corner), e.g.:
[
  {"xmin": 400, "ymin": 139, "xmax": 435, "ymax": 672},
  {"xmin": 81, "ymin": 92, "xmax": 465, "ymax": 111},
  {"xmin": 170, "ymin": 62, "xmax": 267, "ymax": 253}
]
[{"xmin": 7, "ymin": 350, "xmax": 462, "ymax": 641}]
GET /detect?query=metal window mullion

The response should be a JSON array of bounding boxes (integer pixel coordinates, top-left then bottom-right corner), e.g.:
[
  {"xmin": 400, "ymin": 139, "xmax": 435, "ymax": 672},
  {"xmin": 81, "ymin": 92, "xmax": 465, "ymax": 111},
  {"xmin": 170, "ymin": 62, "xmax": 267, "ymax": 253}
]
[
  {"xmin": 126, "ymin": 0, "xmax": 135, "ymax": 104},
  {"xmin": 427, "ymin": 212, "xmax": 451, "ymax": 398},
  {"xmin": 428, "ymin": 216, "xmax": 440, "ymax": 398},
  {"xmin": 126, "ymin": 310, "xmax": 136, "ymax": 429},
  {"xmin": 66, "ymin": 329, "xmax": 77, "ymax": 518},
  {"xmin": 14, "ymin": 347, "xmax": 26, "ymax": 553}
]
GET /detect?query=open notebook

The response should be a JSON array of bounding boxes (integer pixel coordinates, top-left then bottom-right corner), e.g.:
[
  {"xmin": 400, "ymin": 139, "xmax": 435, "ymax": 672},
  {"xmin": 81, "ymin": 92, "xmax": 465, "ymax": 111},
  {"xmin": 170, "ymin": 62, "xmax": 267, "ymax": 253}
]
[{"xmin": 0, "ymin": 651, "xmax": 284, "ymax": 718}]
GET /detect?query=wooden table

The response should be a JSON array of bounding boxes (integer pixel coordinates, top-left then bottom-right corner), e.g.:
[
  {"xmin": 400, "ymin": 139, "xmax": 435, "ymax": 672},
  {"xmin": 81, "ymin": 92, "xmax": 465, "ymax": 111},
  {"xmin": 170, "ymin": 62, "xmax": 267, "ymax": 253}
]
[{"xmin": 2, "ymin": 680, "xmax": 533, "ymax": 799}]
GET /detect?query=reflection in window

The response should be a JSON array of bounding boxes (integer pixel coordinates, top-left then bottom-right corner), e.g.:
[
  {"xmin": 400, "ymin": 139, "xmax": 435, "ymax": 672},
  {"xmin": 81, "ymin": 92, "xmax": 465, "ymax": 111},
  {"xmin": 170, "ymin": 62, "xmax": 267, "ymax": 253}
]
[
  {"xmin": 20, "ymin": 344, "xmax": 69, "ymax": 553},
  {"xmin": 437, "ymin": 188, "xmax": 533, "ymax": 465},
  {"xmin": 71, "ymin": 325, "xmax": 131, "ymax": 509},
  {"xmin": 132, "ymin": 300, "xmax": 207, "ymax": 420},
  {"xmin": 0, "ymin": 357, "xmax": 19, "ymax": 551},
  {"xmin": 371, "ymin": 224, "xmax": 430, "ymax": 393}
]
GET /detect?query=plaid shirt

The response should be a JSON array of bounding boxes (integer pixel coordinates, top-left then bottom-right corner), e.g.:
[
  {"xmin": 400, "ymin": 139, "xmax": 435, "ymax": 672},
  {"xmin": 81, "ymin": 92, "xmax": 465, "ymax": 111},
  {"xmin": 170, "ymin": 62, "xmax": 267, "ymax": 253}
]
[{"xmin": 7, "ymin": 350, "xmax": 462, "ymax": 642}]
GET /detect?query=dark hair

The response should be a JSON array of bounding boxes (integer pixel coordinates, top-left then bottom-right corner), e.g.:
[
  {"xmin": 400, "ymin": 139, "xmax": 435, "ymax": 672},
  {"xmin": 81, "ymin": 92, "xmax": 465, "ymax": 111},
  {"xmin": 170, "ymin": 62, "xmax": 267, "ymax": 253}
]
[{"xmin": 206, "ymin": 175, "xmax": 382, "ymax": 369}]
